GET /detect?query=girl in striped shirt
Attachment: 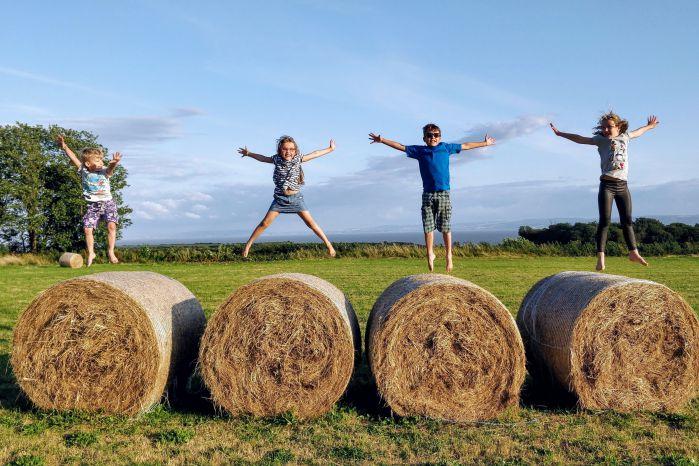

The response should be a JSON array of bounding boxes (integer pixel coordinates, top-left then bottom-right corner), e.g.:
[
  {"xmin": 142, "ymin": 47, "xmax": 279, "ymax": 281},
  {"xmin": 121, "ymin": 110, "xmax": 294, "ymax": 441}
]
[{"xmin": 238, "ymin": 135, "xmax": 336, "ymax": 258}]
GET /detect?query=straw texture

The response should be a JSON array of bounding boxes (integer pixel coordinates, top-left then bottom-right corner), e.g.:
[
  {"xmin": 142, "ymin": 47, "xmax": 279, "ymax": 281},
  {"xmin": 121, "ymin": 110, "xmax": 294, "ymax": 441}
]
[
  {"xmin": 517, "ymin": 271, "xmax": 699, "ymax": 411},
  {"xmin": 199, "ymin": 273, "xmax": 360, "ymax": 419},
  {"xmin": 58, "ymin": 252, "xmax": 83, "ymax": 268},
  {"xmin": 367, "ymin": 274, "xmax": 526, "ymax": 421},
  {"xmin": 11, "ymin": 271, "xmax": 206, "ymax": 415}
]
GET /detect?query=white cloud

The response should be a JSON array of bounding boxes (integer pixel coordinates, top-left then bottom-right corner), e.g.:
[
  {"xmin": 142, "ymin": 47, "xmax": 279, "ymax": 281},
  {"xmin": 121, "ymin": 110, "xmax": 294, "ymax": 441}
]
[{"xmin": 184, "ymin": 212, "xmax": 201, "ymax": 219}]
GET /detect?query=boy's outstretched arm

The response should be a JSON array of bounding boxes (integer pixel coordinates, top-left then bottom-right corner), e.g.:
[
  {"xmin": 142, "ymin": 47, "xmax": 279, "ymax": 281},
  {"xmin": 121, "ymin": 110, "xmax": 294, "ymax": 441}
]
[
  {"xmin": 105, "ymin": 152, "xmax": 122, "ymax": 177},
  {"xmin": 461, "ymin": 134, "xmax": 496, "ymax": 151},
  {"xmin": 238, "ymin": 146, "xmax": 273, "ymax": 163},
  {"xmin": 302, "ymin": 139, "xmax": 335, "ymax": 162},
  {"xmin": 549, "ymin": 123, "xmax": 595, "ymax": 145},
  {"xmin": 629, "ymin": 115, "xmax": 660, "ymax": 139},
  {"xmin": 369, "ymin": 133, "xmax": 405, "ymax": 152},
  {"xmin": 56, "ymin": 135, "xmax": 82, "ymax": 168}
]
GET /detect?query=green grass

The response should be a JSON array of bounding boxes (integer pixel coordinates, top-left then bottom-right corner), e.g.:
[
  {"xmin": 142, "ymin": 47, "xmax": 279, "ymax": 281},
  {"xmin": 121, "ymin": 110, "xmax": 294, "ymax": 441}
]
[{"xmin": 0, "ymin": 256, "xmax": 698, "ymax": 464}]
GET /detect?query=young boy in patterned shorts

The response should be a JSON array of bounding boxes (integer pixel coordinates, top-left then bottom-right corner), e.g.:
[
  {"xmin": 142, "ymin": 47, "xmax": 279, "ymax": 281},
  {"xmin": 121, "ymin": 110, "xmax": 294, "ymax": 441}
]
[
  {"xmin": 57, "ymin": 135, "xmax": 122, "ymax": 266},
  {"xmin": 369, "ymin": 124, "xmax": 495, "ymax": 272}
]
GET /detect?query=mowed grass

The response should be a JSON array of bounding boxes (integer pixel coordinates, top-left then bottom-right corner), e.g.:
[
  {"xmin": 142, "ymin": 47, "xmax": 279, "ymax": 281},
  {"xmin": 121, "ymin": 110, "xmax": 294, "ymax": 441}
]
[{"xmin": 0, "ymin": 255, "xmax": 697, "ymax": 465}]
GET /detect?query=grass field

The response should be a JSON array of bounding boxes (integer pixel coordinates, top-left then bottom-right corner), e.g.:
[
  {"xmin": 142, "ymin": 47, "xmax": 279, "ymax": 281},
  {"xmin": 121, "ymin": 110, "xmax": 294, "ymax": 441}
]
[{"xmin": 1, "ymin": 256, "xmax": 698, "ymax": 465}]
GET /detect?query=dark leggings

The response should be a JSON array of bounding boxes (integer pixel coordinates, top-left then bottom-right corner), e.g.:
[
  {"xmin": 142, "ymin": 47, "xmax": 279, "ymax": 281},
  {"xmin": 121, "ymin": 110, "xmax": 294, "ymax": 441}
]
[{"xmin": 596, "ymin": 178, "xmax": 637, "ymax": 253}]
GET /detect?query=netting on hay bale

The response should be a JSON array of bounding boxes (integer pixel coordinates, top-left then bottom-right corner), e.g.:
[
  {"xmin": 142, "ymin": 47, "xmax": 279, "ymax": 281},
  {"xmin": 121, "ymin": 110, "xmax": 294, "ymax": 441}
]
[
  {"xmin": 11, "ymin": 271, "xmax": 206, "ymax": 415},
  {"xmin": 517, "ymin": 271, "xmax": 699, "ymax": 411}
]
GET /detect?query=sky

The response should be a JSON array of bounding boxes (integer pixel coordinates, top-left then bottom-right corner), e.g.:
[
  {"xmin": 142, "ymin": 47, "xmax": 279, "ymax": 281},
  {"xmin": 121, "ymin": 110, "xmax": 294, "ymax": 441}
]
[{"xmin": 2, "ymin": 1, "xmax": 698, "ymax": 242}]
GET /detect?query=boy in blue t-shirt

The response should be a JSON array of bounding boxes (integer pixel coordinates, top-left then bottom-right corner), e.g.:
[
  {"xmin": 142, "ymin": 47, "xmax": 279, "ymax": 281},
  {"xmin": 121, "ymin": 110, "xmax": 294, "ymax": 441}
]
[{"xmin": 369, "ymin": 124, "xmax": 495, "ymax": 272}]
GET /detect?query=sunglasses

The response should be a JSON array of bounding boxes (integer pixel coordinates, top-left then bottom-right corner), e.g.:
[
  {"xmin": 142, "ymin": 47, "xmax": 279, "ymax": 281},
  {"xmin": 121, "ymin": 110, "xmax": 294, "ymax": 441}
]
[{"xmin": 425, "ymin": 132, "xmax": 441, "ymax": 138}]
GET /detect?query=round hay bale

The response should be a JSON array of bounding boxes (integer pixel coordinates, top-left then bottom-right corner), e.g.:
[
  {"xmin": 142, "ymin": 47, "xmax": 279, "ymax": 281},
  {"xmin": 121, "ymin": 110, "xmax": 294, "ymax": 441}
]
[
  {"xmin": 199, "ymin": 273, "xmax": 360, "ymax": 419},
  {"xmin": 517, "ymin": 271, "xmax": 699, "ymax": 411},
  {"xmin": 58, "ymin": 252, "xmax": 83, "ymax": 268},
  {"xmin": 11, "ymin": 271, "xmax": 206, "ymax": 415},
  {"xmin": 366, "ymin": 274, "xmax": 526, "ymax": 421}
]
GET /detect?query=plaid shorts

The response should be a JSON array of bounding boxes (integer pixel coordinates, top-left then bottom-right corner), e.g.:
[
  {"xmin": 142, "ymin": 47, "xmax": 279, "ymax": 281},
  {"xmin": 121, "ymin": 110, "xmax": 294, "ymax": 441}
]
[
  {"xmin": 421, "ymin": 191, "xmax": 452, "ymax": 233},
  {"xmin": 83, "ymin": 200, "xmax": 119, "ymax": 229}
]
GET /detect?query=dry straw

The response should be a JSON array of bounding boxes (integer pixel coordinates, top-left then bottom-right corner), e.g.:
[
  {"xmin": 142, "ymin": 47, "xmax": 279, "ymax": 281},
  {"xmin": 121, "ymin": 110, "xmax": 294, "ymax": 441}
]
[
  {"xmin": 12, "ymin": 272, "xmax": 206, "ymax": 415},
  {"xmin": 366, "ymin": 274, "xmax": 526, "ymax": 421},
  {"xmin": 58, "ymin": 252, "xmax": 83, "ymax": 268},
  {"xmin": 199, "ymin": 273, "xmax": 360, "ymax": 419},
  {"xmin": 517, "ymin": 271, "xmax": 699, "ymax": 411}
]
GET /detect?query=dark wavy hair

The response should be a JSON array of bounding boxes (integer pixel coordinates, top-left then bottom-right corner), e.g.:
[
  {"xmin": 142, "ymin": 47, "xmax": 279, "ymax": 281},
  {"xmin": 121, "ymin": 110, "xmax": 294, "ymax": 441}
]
[
  {"xmin": 593, "ymin": 111, "xmax": 629, "ymax": 136},
  {"xmin": 276, "ymin": 135, "xmax": 304, "ymax": 185}
]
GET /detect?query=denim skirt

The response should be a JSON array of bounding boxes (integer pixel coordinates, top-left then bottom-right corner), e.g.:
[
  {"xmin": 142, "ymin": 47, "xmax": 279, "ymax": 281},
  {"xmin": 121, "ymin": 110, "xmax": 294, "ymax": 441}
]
[{"xmin": 269, "ymin": 192, "xmax": 308, "ymax": 213}]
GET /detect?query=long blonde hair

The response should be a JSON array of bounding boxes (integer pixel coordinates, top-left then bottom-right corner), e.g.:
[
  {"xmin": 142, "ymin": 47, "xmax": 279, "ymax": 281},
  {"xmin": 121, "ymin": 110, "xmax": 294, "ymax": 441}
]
[
  {"xmin": 593, "ymin": 111, "xmax": 629, "ymax": 135},
  {"xmin": 276, "ymin": 135, "xmax": 304, "ymax": 185}
]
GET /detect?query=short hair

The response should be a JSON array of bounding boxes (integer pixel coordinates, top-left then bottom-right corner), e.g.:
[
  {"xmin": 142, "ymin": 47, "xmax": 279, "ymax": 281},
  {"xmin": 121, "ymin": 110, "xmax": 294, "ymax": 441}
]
[
  {"xmin": 422, "ymin": 123, "xmax": 441, "ymax": 136},
  {"xmin": 593, "ymin": 112, "xmax": 629, "ymax": 135},
  {"xmin": 81, "ymin": 148, "xmax": 103, "ymax": 162}
]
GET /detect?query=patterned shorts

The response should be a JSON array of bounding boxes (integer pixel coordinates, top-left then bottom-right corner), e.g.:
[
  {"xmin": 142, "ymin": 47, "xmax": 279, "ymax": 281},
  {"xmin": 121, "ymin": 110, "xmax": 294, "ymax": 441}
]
[
  {"xmin": 421, "ymin": 191, "xmax": 451, "ymax": 233},
  {"xmin": 83, "ymin": 200, "xmax": 119, "ymax": 229}
]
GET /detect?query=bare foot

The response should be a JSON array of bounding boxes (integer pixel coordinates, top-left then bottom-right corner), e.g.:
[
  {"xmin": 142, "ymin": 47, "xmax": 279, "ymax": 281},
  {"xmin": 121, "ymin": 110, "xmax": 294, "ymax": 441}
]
[
  {"xmin": 446, "ymin": 254, "xmax": 453, "ymax": 273},
  {"xmin": 108, "ymin": 253, "xmax": 119, "ymax": 264},
  {"xmin": 242, "ymin": 248, "xmax": 250, "ymax": 258},
  {"xmin": 596, "ymin": 255, "xmax": 605, "ymax": 271},
  {"xmin": 427, "ymin": 252, "xmax": 436, "ymax": 272},
  {"xmin": 87, "ymin": 252, "xmax": 96, "ymax": 267},
  {"xmin": 628, "ymin": 249, "xmax": 648, "ymax": 267},
  {"xmin": 328, "ymin": 247, "xmax": 336, "ymax": 258}
]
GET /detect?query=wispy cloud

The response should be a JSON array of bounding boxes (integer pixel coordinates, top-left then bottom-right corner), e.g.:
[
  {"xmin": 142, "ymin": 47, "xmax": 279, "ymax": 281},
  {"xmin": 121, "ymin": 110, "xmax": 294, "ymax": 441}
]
[{"xmin": 456, "ymin": 115, "xmax": 550, "ymax": 142}]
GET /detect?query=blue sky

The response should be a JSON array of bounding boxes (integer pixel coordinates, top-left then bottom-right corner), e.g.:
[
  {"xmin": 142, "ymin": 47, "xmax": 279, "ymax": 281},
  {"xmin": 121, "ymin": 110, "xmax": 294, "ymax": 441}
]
[{"xmin": 2, "ymin": 1, "xmax": 698, "ymax": 241}]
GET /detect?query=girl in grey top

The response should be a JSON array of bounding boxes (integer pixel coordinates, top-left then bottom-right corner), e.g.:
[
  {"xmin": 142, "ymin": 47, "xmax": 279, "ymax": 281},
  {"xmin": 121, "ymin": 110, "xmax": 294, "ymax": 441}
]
[
  {"xmin": 238, "ymin": 135, "xmax": 337, "ymax": 258},
  {"xmin": 550, "ymin": 112, "xmax": 659, "ymax": 271}
]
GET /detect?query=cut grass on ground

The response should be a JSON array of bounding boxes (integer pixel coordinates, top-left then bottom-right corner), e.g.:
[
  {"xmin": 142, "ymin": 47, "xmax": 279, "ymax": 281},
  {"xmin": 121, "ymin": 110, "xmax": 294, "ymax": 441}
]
[{"xmin": 0, "ymin": 256, "xmax": 697, "ymax": 464}]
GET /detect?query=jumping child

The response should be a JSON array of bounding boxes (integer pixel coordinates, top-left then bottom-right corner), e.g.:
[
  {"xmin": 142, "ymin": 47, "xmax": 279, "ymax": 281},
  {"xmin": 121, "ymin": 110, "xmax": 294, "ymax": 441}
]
[
  {"xmin": 550, "ymin": 112, "xmax": 659, "ymax": 271},
  {"xmin": 238, "ymin": 135, "xmax": 336, "ymax": 258},
  {"xmin": 369, "ymin": 124, "xmax": 495, "ymax": 272},
  {"xmin": 57, "ymin": 135, "xmax": 122, "ymax": 266}
]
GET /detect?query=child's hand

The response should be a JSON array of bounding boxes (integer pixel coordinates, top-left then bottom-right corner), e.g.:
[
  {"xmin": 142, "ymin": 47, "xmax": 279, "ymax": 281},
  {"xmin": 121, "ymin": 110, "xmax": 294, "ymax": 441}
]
[
  {"xmin": 368, "ymin": 133, "xmax": 382, "ymax": 144},
  {"xmin": 484, "ymin": 134, "xmax": 496, "ymax": 146},
  {"xmin": 647, "ymin": 115, "xmax": 660, "ymax": 128},
  {"xmin": 549, "ymin": 123, "xmax": 561, "ymax": 136},
  {"xmin": 238, "ymin": 146, "xmax": 250, "ymax": 157},
  {"xmin": 329, "ymin": 139, "xmax": 336, "ymax": 151},
  {"xmin": 111, "ymin": 152, "xmax": 122, "ymax": 164},
  {"xmin": 56, "ymin": 134, "xmax": 67, "ymax": 147}
]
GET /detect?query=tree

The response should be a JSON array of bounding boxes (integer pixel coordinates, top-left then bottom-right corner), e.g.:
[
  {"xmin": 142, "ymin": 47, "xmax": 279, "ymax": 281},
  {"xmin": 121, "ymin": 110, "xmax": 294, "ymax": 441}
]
[{"xmin": 0, "ymin": 123, "xmax": 131, "ymax": 253}]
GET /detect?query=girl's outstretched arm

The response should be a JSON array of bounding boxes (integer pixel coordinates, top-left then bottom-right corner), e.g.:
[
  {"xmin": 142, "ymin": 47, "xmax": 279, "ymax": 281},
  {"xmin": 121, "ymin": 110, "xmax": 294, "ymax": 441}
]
[
  {"xmin": 238, "ymin": 146, "xmax": 273, "ymax": 163},
  {"xmin": 302, "ymin": 139, "xmax": 335, "ymax": 162},
  {"xmin": 629, "ymin": 115, "xmax": 660, "ymax": 138},
  {"xmin": 368, "ymin": 133, "xmax": 406, "ymax": 151},
  {"xmin": 56, "ymin": 135, "xmax": 82, "ymax": 168},
  {"xmin": 549, "ymin": 123, "xmax": 595, "ymax": 145},
  {"xmin": 461, "ymin": 134, "xmax": 496, "ymax": 151}
]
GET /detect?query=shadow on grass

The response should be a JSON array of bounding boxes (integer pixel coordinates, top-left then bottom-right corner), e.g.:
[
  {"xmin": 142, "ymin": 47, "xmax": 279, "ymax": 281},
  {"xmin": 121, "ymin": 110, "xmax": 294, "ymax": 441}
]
[
  {"xmin": 0, "ymin": 352, "xmax": 30, "ymax": 410},
  {"xmin": 519, "ymin": 374, "xmax": 578, "ymax": 413}
]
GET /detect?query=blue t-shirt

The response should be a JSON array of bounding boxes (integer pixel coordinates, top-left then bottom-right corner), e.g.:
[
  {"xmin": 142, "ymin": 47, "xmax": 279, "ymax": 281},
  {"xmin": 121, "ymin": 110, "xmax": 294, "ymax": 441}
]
[{"xmin": 405, "ymin": 142, "xmax": 462, "ymax": 192}]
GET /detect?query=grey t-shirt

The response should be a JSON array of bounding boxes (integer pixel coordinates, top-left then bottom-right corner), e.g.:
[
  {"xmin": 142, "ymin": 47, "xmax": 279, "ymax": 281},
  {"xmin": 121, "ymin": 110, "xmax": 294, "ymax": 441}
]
[
  {"xmin": 592, "ymin": 132, "xmax": 630, "ymax": 181},
  {"xmin": 79, "ymin": 165, "xmax": 112, "ymax": 202}
]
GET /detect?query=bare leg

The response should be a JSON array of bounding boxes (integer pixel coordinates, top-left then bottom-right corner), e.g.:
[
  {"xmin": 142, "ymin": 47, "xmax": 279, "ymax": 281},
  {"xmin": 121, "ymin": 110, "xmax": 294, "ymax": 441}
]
[
  {"xmin": 628, "ymin": 248, "xmax": 648, "ymax": 267},
  {"xmin": 84, "ymin": 227, "xmax": 96, "ymax": 266},
  {"xmin": 424, "ymin": 231, "xmax": 436, "ymax": 272},
  {"xmin": 107, "ymin": 222, "xmax": 119, "ymax": 263},
  {"xmin": 298, "ymin": 211, "xmax": 335, "ymax": 257},
  {"xmin": 243, "ymin": 210, "xmax": 280, "ymax": 257},
  {"xmin": 443, "ymin": 231, "xmax": 453, "ymax": 272},
  {"xmin": 596, "ymin": 252, "xmax": 605, "ymax": 271}
]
